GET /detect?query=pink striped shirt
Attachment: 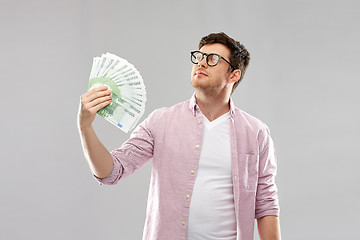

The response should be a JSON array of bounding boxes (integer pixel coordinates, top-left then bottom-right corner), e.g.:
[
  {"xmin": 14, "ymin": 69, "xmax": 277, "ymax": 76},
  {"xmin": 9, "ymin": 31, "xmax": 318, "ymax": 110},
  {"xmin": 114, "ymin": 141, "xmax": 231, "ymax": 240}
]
[{"xmin": 95, "ymin": 94, "xmax": 279, "ymax": 240}]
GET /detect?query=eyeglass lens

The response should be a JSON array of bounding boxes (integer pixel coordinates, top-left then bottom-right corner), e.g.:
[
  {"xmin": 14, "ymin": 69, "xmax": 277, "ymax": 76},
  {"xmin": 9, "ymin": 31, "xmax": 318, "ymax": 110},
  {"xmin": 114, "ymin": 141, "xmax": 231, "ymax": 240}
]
[{"xmin": 192, "ymin": 52, "xmax": 220, "ymax": 66}]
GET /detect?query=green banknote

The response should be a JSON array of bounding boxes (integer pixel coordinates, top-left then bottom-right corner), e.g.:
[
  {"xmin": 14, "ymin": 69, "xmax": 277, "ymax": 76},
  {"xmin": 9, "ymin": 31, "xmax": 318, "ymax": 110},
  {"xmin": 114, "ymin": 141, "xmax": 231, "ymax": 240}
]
[{"xmin": 88, "ymin": 53, "xmax": 146, "ymax": 133}]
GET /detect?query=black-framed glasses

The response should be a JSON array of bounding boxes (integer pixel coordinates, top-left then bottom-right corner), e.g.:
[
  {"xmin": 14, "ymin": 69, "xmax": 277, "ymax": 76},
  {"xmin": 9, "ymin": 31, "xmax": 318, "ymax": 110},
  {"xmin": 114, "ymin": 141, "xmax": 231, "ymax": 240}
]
[{"xmin": 190, "ymin": 51, "xmax": 236, "ymax": 71}]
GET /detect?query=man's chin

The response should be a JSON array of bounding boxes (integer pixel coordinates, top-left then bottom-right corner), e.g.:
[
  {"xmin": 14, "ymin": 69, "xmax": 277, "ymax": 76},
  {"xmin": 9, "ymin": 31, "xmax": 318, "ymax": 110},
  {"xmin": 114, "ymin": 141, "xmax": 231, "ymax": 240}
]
[
  {"xmin": 191, "ymin": 83, "xmax": 211, "ymax": 92},
  {"xmin": 191, "ymin": 77, "xmax": 206, "ymax": 88},
  {"xmin": 191, "ymin": 80, "xmax": 202, "ymax": 89}
]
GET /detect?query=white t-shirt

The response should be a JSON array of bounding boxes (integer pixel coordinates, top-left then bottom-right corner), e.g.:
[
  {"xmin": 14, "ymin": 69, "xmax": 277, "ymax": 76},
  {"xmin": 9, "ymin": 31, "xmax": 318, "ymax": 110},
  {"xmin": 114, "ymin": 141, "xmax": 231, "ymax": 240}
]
[{"xmin": 187, "ymin": 112, "xmax": 236, "ymax": 240}]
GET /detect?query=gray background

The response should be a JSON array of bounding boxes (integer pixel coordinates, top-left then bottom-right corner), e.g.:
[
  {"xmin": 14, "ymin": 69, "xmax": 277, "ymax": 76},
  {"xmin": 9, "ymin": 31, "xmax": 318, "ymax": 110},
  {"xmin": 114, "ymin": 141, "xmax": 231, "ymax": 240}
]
[{"xmin": 1, "ymin": 0, "xmax": 359, "ymax": 239}]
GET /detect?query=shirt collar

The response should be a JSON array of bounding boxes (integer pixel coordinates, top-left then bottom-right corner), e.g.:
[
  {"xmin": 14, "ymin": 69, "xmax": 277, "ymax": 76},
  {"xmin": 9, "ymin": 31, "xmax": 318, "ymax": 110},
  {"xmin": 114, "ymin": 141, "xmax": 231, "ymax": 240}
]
[{"xmin": 188, "ymin": 92, "xmax": 235, "ymax": 118}]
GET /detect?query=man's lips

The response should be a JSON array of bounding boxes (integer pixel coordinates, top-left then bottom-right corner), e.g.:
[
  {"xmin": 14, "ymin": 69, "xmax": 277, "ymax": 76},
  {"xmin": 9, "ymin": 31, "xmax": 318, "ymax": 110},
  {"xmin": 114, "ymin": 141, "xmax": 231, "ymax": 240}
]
[{"xmin": 195, "ymin": 70, "xmax": 208, "ymax": 77}]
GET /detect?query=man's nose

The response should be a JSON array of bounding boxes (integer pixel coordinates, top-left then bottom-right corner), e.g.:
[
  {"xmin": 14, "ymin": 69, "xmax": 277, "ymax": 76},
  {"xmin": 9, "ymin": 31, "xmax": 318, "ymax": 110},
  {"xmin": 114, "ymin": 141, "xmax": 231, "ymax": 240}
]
[{"xmin": 197, "ymin": 56, "xmax": 208, "ymax": 68}]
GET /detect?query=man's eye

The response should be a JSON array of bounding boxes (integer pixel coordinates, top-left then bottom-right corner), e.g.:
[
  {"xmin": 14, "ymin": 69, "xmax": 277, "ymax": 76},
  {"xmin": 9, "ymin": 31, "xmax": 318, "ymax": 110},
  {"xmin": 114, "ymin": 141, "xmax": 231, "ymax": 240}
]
[{"xmin": 209, "ymin": 55, "xmax": 217, "ymax": 63}]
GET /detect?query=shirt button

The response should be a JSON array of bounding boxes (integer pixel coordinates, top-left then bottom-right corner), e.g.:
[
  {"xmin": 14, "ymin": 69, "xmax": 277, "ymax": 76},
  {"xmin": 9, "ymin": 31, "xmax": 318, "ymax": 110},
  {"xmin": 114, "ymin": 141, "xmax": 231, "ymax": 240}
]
[
  {"xmin": 195, "ymin": 144, "xmax": 200, "ymax": 149},
  {"xmin": 182, "ymin": 221, "xmax": 186, "ymax": 225},
  {"xmin": 186, "ymin": 194, "xmax": 190, "ymax": 199},
  {"xmin": 191, "ymin": 170, "xmax": 195, "ymax": 174},
  {"xmin": 198, "ymin": 119, "xmax": 202, "ymax": 124}
]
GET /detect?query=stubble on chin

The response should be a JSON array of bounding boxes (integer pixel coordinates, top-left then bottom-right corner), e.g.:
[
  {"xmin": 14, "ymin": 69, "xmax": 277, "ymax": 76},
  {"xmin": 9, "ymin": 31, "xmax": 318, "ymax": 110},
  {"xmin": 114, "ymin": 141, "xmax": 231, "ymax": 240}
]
[
  {"xmin": 191, "ymin": 78, "xmax": 218, "ymax": 96},
  {"xmin": 190, "ymin": 76, "xmax": 206, "ymax": 89}
]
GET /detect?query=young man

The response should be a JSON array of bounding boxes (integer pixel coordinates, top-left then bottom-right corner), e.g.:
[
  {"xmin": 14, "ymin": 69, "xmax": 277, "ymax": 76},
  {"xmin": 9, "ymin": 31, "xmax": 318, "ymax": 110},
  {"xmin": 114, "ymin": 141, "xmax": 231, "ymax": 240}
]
[{"xmin": 78, "ymin": 32, "xmax": 281, "ymax": 240}]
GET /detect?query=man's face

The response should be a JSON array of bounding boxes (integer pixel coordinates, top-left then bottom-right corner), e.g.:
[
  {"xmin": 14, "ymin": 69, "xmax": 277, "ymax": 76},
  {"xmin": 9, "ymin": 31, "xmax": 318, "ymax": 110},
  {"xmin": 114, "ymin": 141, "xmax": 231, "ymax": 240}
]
[{"xmin": 191, "ymin": 43, "xmax": 233, "ymax": 93}]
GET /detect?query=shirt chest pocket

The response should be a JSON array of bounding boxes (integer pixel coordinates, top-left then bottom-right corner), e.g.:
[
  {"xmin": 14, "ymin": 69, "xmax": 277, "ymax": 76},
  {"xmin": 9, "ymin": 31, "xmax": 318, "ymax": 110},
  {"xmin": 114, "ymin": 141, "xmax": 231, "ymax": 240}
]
[{"xmin": 237, "ymin": 153, "xmax": 259, "ymax": 191}]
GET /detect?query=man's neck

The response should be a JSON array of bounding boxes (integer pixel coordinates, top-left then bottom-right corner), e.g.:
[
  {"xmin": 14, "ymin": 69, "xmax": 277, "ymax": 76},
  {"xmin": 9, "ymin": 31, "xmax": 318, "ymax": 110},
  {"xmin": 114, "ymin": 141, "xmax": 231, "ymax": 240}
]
[{"xmin": 195, "ymin": 90, "xmax": 231, "ymax": 122}]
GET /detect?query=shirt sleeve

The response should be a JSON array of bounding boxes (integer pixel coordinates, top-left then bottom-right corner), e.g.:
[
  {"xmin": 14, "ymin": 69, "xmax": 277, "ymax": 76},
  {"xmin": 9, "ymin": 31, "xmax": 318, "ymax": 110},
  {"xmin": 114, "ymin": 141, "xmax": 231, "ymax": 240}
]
[
  {"xmin": 255, "ymin": 125, "xmax": 280, "ymax": 219},
  {"xmin": 94, "ymin": 111, "xmax": 155, "ymax": 185}
]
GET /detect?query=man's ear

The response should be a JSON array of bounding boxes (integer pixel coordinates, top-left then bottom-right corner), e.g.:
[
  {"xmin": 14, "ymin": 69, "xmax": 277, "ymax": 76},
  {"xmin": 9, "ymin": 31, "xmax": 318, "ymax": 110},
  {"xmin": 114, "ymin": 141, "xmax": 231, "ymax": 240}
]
[{"xmin": 228, "ymin": 69, "xmax": 241, "ymax": 84}]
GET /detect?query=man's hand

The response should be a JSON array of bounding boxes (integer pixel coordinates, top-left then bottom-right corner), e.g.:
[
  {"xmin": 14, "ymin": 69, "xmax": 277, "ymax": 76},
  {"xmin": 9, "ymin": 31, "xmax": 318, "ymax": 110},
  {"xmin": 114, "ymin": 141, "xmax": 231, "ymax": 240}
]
[{"xmin": 78, "ymin": 86, "xmax": 112, "ymax": 130}]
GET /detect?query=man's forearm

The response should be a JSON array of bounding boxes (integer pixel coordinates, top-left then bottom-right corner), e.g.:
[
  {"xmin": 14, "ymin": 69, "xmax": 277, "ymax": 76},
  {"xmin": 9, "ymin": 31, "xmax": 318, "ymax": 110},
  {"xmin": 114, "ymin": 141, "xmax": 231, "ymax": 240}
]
[
  {"xmin": 78, "ymin": 125, "xmax": 113, "ymax": 179},
  {"xmin": 257, "ymin": 215, "xmax": 281, "ymax": 240}
]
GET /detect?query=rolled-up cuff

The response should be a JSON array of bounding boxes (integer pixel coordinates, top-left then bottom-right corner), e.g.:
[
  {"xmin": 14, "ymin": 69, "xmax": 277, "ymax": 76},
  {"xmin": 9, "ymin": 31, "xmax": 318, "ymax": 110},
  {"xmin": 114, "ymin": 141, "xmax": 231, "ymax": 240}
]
[
  {"xmin": 255, "ymin": 209, "xmax": 280, "ymax": 219},
  {"xmin": 93, "ymin": 155, "xmax": 123, "ymax": 185}
]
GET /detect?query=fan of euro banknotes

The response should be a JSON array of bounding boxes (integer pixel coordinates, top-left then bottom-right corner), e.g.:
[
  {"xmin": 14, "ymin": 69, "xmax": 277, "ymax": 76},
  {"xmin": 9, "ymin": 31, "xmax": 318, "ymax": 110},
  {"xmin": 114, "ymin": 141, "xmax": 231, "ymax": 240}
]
[{"xmin": 88, "ymin": 52, "xmax": 146, "ymax": 133}]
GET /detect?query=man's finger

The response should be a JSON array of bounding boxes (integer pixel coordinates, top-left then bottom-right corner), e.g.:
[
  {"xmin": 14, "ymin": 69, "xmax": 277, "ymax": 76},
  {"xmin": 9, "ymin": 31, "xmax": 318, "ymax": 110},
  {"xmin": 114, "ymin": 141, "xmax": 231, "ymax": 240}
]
[
  {"xmin": 92, "ymin": 99, "xmax": 112, "ymax": 113},
  {"xmin": 83, "ymin": 85, "xmax": 109, "ymax": 98},
  {"xmin": 86, "ymin": 95, "xmax": 112, "ymax": 109},
  {"xmin": 81, "ymin": 89, "xmax": 111, "ymax": 105}
]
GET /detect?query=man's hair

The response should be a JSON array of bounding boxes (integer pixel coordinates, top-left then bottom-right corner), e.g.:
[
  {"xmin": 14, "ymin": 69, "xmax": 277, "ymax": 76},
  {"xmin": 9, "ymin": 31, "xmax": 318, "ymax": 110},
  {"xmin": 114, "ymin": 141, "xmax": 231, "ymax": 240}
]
[{"xmin": 199, "ymin": 32, "xmax": 250, "ymax": 94}]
